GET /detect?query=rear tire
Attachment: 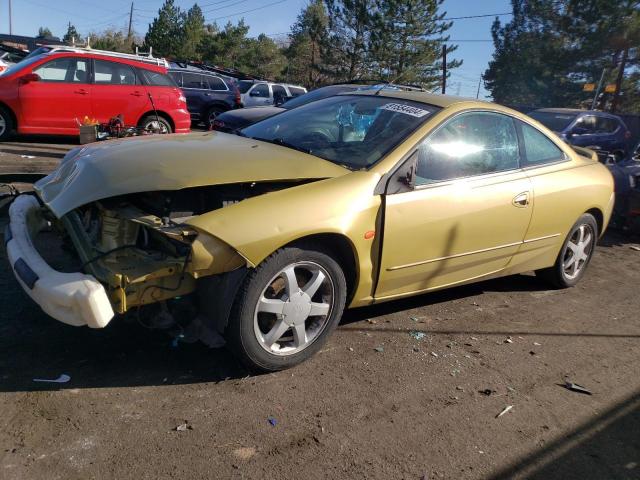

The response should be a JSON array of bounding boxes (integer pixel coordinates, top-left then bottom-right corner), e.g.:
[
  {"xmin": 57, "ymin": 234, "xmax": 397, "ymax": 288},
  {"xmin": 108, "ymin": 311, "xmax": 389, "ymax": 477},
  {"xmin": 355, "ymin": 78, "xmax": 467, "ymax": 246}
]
[
  {"xmin": 0, "ymin": 106, "xmax": 13, "ymax": 140},
  {"xmin": 139, "ymin": 115, "xmax": 172, "ymax": 134},
  {"xmin": 535, "ymin": 213, "xmax": 598, "ymax": 288},
  {"xmin": 226, "ymin": 243, "xmax": 347, "ymax": 372},
  {"xmin": 206, "ymin": 106, "xmax": 226, "ymax": 129}
]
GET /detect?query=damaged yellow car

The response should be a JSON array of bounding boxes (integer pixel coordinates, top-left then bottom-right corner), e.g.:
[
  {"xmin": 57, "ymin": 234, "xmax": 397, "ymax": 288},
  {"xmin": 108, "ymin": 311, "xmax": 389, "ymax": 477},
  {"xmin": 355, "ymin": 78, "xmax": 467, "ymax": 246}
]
[{"xmin": 6, "ymin": 91, "xmax": 614, "ymax": 371}]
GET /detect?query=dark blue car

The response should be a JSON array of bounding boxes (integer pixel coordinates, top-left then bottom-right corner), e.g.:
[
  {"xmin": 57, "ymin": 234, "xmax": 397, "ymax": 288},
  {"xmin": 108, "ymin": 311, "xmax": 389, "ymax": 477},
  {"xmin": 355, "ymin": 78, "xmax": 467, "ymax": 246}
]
[
  {"xmin": 528, "ymin": 109, "xmax": 632, "ymax": 162},
  {"xmin": 168, "ymin": 65, "xmax": 241, "ymax": 127}
]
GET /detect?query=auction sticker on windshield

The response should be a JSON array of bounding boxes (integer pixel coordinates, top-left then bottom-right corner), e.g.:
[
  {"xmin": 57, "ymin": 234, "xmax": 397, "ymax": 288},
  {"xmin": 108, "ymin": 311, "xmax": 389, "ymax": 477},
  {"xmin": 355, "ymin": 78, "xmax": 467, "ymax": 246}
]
[{"xmin": 380, "ymin": 103, "xmax": 432, "ymax": 118}]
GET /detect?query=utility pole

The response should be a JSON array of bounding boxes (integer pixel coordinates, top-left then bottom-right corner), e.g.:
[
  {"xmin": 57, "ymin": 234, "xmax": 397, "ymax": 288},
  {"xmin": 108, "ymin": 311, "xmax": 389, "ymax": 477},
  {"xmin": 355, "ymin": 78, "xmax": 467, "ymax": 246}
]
[
  {"xmin": 476, "ymin": 75, "xmax": 482, "ymax": 99},
  {"xmin": 441, "ymin": 44, "xmax": 447, "ymax": 94},
  {"xmin": 611, "ymin": 47, "xmax": 629, "ymax": 114},
  {"xmin": 591, "ymin": 67, "xmax": 607, "ymax": 110},
  {"xmin": 127, "ymin": 2, "xmax": 134, "ymax": 39},
  {"xmin": 9, "ymin": 0, "xmax": 12, "ymax": 35}
]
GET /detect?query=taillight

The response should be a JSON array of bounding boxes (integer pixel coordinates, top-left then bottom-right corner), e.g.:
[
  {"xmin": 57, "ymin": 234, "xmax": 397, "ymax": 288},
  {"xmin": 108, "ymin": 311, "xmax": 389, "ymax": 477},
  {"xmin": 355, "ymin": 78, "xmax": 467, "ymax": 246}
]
[
  {"xmin": 625, "ymin": 130, "xmax": 632, "ymax": 139},
  {"xmin": 234, "ymin": 87, "xmax": 241, "ymax": 106},
  {"xmin": 212, "ymin": 119, "xmax": 224, "ymax": 130}
]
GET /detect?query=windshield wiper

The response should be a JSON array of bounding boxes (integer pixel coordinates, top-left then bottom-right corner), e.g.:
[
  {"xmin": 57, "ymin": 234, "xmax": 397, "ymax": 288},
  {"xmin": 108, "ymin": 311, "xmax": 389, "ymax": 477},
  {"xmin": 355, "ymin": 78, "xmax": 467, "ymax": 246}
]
[{"xmin": 251, "ymin": 137, "xmax": 312, "ymax": 155}]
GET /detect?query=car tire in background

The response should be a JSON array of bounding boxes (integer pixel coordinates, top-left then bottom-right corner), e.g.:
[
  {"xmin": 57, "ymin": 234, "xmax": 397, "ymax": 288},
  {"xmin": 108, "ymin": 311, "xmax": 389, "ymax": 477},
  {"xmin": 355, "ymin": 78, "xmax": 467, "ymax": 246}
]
[
  {"xmin": 0, "ymin": 106, "xmax": 14, "ymax": 140},
  {"xmin": 206, "ymin": 106, "xmax": 227, "ymax": 129},
  {"xmin": 139, "ymin": 115, "xmax": 172, "ymax": 134},
  {"xmin": 226, "ymin": 243, "xmax": 347, "ymax": 372},
  {"xmin": 536, "ymin": 213, "xmax": 598, "ymax": 288}
]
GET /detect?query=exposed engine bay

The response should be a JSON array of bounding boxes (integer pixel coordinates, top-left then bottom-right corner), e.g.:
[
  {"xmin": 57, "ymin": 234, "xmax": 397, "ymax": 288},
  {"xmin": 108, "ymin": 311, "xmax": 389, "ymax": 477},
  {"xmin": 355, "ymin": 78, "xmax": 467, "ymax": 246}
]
[{"xmin": 52, "ymin": 181, "xmax": 308, "ymax": 316}]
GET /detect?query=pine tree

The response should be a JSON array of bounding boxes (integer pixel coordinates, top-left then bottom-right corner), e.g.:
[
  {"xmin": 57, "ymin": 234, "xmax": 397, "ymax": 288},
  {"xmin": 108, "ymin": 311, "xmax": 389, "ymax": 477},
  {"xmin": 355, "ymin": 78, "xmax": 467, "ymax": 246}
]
[
  {"xmin": 144, "ymin": 0, "xmax": 184, "ymax": 58},
  {"xmin": 286, "ymin": 0, "xmax": 330, "ymax": 87},
  {"xmin": 180, "ymin": 3, "xmax": 206, "ymax": 60},
  {"xmin": 324, "ymin": 0, "xmax": 373, "ymax": 81},
  {"xmin": 370, "ymin": 0, "xmax": 460, "ymax": 87},
  {"xmin": 37, "ymin": 27, "xmax": 53, "ymax": 38},
  {"xmin": 63, "ymin": 23, "xmax": 82, "ymax": 44}
]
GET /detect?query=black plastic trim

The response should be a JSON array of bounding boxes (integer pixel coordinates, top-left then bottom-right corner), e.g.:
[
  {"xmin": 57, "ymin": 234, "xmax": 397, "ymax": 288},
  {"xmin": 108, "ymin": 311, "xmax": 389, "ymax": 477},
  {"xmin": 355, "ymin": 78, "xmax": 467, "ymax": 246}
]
[
  {"xmin": 3, "ymin": 225, "xmax": 12, "ymax": 245},
  {"xmin": 14, "ymin": 258, "xmax": 39, "ymax": 289}
]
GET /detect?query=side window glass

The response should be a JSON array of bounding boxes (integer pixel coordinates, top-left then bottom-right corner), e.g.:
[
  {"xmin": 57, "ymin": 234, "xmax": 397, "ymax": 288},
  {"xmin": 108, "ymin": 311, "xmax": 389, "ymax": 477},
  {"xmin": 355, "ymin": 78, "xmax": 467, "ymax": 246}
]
[
  {"xmin": 207, "ymin": 76, "xmax": 227, "ymax": 91},
  {"xmin": 94, "ymin": 60, "xmax": 137, "ymax": 85},
  {"xmin": 520, "ymin": 122, "xmax": 564, "ymax": 165},
  {"xmin": 169, "ymin": 72, "xmax": 182, "ymax": 87},
  {"xmin": 415, "ymin": 112, "xmax": 520, "ymax": 185},
  {"xmin": 34, "ymin": 58, "xmax": 88, "ymax": 83},
  {"xmin": 252, "ymin": 84, "xmax": 269, "ymax": 97},
  {"xmin": 182, "ymin": 73, "xmax": 203, "ymax": 89},
  {"xmin": 596, "ymin": 117, "xmax": 618, "ymax": 133},
  {"xmin": 575, "ymin": 116, "xmax": 597, "ymax": 133}
]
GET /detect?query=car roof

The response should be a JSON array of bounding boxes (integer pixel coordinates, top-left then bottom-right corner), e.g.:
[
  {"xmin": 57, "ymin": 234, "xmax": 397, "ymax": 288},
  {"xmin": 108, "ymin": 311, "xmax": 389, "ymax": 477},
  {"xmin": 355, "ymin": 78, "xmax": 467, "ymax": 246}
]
[
  {"xmin": 343, "ymin": 89, "xmax": 489, "ymax": 108},
  {"xmin": 36, "ymin": 50, "xmax": 167, "ymax": 72},
  {"xmin": 533, "ymin": 108, "xmax": 621, "ymax": 119}
]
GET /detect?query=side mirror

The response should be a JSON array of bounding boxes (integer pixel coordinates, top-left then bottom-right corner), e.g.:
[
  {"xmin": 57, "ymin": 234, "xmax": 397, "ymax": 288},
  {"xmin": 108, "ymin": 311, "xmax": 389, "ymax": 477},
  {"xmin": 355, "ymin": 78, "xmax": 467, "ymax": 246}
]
[{"xmin": 20, "ymin": 73, "xmax": 40, "ymax": 84}]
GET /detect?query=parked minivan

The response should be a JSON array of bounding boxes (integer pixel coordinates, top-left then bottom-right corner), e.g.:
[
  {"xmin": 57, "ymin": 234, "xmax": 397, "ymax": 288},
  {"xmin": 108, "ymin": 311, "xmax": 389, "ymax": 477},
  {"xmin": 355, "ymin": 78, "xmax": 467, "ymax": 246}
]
[
  {"xmin": 168, "ymin": 65, "xmax": 241, "ymax": 127},
  {"xmin": 0, "ymin": 47, "xmax": 191, "ymax": 139},
  {"xmin": 238, "ymin": 80, "xmax": 307, "ymax": 107}
]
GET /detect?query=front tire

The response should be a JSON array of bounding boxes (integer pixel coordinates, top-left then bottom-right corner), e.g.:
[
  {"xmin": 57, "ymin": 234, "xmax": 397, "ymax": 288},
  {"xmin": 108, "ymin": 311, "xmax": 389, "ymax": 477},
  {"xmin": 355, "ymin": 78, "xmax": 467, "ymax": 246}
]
[
  {"xmin": 226, "ymin": 244, "xmax": 347, "ymax": 372},
  {"xmin": 536, "ymin": 213, "xmax": 598, "ymax": 288}
]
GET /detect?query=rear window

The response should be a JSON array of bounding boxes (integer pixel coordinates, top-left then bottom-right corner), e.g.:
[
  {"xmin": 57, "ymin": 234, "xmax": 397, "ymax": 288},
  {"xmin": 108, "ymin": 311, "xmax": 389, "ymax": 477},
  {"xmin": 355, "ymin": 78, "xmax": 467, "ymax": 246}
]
[
  {"xmin": 238, "ymin": 80, "xmax": 254, "ymax": 93},
  {"xmin": 528, "ymin": 111, "xmax": 577, "ymax": 132},
  {"xmin": 207, "ymin": 76, "xmax": 227, "ymax": 91},
  {"xmin": 138, "ymin": 69, "xmax": 176, "ymax": 87},
  {"xmin": 168, "ymin": 71, "xmax": 182, "ymax": 86}
]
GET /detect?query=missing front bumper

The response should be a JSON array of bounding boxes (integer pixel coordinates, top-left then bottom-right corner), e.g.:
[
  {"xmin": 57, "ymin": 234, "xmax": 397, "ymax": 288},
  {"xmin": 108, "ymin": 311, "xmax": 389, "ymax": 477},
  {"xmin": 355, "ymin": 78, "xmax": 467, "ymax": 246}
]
[{"xmin": 5, "ymin": 195, "xmax": 115, "ymax": 328}]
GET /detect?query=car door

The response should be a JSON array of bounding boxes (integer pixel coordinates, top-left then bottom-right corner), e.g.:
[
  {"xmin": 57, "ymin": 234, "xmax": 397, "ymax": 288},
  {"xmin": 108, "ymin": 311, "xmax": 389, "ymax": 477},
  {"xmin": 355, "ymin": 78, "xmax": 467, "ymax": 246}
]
[
  {"xmin": 181, "ymin": 72, "xmax": 207, "ymax": 120},
  {"xmin": 90, "ymin": 59, "xmax": 149, "ymax": 125},
  {"xmin": 245, "ymin": 83, "xmax": 271, "ymax": 107},
  {"xmin": 18, "ymin": 56, "xmax": 91, "ymax": 134},
  {"xmin": 271, "ymin": 84, "xmax": 288, "ymax": 106},
  {"xmin": 375, "ymin": 111, "xmax": 533, "ymax": 299}
]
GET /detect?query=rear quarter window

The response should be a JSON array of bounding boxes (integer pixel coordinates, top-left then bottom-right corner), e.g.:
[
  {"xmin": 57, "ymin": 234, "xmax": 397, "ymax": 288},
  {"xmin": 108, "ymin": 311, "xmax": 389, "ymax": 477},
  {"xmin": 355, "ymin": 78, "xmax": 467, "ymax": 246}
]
[
  {"xmin": 289, "ymin": 87, "xmax": 305, "ymax": 96},
  {"xmin": 138, "ymin": 69, "xmax": 176, "ymax": 87}
]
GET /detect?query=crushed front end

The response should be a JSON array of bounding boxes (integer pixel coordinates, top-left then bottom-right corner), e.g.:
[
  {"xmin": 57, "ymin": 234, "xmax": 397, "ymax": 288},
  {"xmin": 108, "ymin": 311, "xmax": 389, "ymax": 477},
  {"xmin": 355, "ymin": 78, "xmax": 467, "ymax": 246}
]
[{"xmin": 5, "ymin": 188, "xmax": 250, "ymax": 329}]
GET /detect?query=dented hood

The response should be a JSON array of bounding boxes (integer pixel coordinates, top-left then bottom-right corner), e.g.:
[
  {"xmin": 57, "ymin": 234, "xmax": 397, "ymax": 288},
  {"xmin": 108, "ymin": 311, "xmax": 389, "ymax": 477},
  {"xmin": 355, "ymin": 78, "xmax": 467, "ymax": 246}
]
[{"xmin": 35, "ymin": 131, "xmax": 348, "ymax": 217}]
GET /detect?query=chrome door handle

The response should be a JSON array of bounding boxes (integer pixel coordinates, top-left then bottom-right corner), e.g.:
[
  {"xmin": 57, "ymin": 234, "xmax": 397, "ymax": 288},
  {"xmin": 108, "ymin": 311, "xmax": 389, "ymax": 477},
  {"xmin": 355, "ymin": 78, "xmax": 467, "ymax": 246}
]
[{"xmin": 512, "ymin": 192, "xmax": 530, "ymax": 207}]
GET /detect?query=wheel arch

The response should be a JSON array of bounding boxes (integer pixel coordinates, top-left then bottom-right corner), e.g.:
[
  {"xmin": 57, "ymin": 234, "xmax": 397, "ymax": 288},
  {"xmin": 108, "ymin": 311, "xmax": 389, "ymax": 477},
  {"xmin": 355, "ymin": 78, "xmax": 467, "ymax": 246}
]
[
  {"xmin": 585, "ymin": 207, "xmax": 604, "ymax": 236},
  {"xmin": 0, "ymin": 101, "xmax": 17, "ymax": 129},
  {"xmin": 284, "ymin": 232, "xmax": 359, "ymax": 302},
  {"xmin": 137, "ymin": 110, "xmax": 175, "ymax": 131}
]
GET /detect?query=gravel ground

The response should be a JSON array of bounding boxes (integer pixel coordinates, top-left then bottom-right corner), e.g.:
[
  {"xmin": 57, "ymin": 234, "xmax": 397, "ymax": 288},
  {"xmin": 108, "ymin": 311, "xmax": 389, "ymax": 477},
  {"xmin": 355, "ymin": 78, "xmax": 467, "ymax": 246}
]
[{"xmin": 1, "ymin": 136, "xmax": 640, "ymax": 480}]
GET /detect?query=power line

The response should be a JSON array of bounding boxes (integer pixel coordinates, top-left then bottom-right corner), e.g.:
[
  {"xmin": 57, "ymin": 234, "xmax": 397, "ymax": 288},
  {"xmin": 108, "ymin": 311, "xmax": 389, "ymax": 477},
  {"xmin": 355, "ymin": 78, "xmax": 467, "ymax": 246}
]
[
  {"xmin": 207, "ymin": 0, "xmax": 289, "ymax": 21},
  {"xmin": 442, "ymin": 12, "xmax": 512, "ymax": 21}
]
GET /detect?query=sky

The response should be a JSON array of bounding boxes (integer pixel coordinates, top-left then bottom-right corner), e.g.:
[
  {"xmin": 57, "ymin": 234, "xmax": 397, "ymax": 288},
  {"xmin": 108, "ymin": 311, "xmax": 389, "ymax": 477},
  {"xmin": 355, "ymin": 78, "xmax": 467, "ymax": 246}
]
[{"xmin": 1, "ymin": 0, "xmax": 512, "ymax": 99}]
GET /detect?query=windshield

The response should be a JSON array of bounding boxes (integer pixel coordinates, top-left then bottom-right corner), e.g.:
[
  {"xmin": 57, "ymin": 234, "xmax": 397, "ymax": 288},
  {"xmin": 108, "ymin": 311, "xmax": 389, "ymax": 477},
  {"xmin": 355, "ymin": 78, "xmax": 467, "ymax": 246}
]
[
  {"xmin": 238, "ymin": 80, "xmax": 255, "ymax": 93},
  {"xmin": 241, "ymin": 95, "xmax": 439, "ymax": 169},
  {"xmin": 282, "ymin": 85, "xmax": 356, "ymax": 109},
  {"xmin": 528, "ymin": 111, "xmax": 577, "ymax": 132},
  {"xmin": 1, "ymin": 53, "xmax": 45, "ymax": 76}
]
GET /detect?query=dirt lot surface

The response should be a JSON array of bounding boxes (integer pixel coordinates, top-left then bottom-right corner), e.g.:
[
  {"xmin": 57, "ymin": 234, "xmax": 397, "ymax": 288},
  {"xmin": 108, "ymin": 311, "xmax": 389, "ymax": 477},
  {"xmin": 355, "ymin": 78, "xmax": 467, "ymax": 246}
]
[{"xmin": 1, "ymin": 136, "xmax": 640, "ymax": 480}]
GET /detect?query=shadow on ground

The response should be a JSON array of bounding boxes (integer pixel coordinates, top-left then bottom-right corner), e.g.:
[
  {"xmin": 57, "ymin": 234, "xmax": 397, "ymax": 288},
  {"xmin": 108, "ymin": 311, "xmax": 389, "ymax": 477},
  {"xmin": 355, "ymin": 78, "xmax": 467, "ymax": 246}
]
[{"xmin": 488, "ymin": 388, "xmax": 640, "ymax": 480}]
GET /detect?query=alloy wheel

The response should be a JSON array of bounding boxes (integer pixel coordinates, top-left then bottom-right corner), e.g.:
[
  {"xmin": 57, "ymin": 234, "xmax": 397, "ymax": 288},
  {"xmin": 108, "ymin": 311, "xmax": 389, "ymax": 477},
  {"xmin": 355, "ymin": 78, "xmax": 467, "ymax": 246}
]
[
  {"xmin": 0, "ymin": 114, "xmax": 6, "ymax": 137},
  {"xmin": 562, "ymin": 224, "xmax": 594, "ymax": 280},
  {"xmin": 253, "ymin": 261, "xmax": 334, "ymax": 356}
]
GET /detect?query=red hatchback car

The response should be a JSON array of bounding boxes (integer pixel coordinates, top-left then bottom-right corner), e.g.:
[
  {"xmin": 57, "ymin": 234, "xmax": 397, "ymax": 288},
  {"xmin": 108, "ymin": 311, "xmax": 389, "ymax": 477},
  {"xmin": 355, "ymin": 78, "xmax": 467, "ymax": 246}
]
[{"xmin": 0, "ymin": 49, "xmax": 191, "ymax": 139}]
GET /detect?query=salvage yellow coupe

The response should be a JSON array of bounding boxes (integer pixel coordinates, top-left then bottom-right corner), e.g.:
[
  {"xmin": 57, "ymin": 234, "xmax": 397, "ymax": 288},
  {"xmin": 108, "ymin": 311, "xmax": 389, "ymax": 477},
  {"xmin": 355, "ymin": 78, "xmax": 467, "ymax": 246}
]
[{"xmin": 6, "ymin": 90, "xmax": 614, "ymax": 371}]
